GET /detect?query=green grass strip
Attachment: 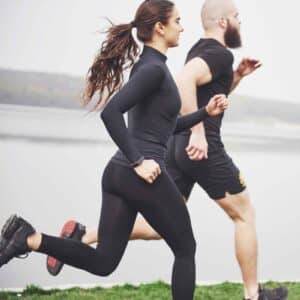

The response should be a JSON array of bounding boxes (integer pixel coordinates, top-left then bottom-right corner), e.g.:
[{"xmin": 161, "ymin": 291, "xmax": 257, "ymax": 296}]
[{"xmin": 0, "ymin": 281, "xmax": 298, "ymax": 300}]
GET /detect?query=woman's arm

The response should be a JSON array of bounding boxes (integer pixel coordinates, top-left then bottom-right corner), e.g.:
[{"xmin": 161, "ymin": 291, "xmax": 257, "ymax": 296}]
[
  {"xmin": 173, "ymin": 94, "xmax": 228, "ymax": 135},
  {"xmin": 101, "ymin": 64, "xmax": 165, "ymax": 167},
  {"xmin": 173, "ymin": 107, "xmax": 209, "ymax": 134}
]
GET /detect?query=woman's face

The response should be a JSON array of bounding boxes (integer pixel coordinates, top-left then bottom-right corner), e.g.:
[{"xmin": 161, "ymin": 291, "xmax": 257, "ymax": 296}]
[{"xmin": 163, "ymin": 6, "xmax": 184, "ymax": 47}]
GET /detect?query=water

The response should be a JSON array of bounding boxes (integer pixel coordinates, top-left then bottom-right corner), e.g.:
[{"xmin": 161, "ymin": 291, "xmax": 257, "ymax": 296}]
[{"xmin": 0, "ymin": 105, "xmax": 300, "ymax": 289}]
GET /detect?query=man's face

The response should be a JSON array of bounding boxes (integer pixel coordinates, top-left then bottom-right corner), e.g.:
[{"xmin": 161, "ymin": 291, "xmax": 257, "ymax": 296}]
[{"xmin": 224, "ymin": 10, "xmax": 242, "ymax": 48}]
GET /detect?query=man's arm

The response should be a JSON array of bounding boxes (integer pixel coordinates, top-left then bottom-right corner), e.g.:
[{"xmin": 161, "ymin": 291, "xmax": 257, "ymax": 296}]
[
  {"xmin": 175, "ymin": 57, "xmax": 213, "ymax": 160},
  {"xmin": 230, "ymin": 58, "xmax": 262, "ymax": 93},
  {"xmin": 230, "ymin": 70, "xmax": 243, "ymax": 93}
]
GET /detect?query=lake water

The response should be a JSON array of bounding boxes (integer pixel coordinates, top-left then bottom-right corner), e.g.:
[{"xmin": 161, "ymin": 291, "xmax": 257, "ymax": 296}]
[{"xmin": 0, "ymin": 105, "xmax": 299, "ymax": 289}]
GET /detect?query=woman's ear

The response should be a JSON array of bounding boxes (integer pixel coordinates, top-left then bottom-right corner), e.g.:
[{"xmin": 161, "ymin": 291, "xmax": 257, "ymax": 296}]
[{"xmin": 154, "ymin": 21, "xmax": 165, "ymax": 36}]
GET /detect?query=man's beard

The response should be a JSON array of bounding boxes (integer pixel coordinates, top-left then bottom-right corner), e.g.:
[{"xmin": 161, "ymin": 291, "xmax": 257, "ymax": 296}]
[{"xmin": 224, "ymin": 21, "xmax": 242, "ymax": 49}]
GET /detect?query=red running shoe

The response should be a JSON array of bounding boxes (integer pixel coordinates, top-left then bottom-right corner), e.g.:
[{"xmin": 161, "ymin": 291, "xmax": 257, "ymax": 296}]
[{"xmin": 46, "ymin": 220, "xmax": 86, "ymax": 276}]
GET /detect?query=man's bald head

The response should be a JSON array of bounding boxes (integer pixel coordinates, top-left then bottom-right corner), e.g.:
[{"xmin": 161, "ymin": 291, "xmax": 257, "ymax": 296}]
[{"xmin": 201, "ymin": 0, "xmax": 237, "ymax": 31}]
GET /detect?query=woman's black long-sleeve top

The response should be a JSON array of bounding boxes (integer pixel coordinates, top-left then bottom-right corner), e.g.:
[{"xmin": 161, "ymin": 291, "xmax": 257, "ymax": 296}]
[{"xmin": 101, "ymin": 46, "xmax": 209, "ymax": 169}]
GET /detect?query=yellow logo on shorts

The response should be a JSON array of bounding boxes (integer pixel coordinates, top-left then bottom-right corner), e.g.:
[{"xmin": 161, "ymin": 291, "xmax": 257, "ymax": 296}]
[{"xmin": 239, "ymin": 173, "xmax": 246, "ymax": 187}]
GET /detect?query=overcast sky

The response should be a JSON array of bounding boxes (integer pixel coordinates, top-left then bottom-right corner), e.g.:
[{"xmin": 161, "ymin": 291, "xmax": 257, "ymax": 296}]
[{"xmin": 0, "ymin": 0, "xmax": 299, "ymax": 103}]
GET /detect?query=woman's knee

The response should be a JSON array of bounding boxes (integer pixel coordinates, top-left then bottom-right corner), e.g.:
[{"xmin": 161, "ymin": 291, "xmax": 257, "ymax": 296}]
[
  {"xmin": 91, "ymin": 258, "xmax": 119, "ymax": 276},
  {"xmin": 174, "ymin": 236, "xmax": 196, "ymax": 258},
  {"xmin": 90, "ymin": 251, "xmax": 122, "ymax": 276}
]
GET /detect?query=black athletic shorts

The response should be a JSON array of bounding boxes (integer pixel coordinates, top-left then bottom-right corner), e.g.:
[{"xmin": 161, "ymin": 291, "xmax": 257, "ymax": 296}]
[{"xmin": 166, "ymin": 133, "xmax": 247, "ymax": 200}]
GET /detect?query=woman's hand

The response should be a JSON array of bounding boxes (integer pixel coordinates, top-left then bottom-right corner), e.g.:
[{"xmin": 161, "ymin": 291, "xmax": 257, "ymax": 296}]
[
  {"xmin": 206, "ymin": 94, "xmax": 228, "ymax": 116},
  {"xmin": 134, "ymin": 159, "xmax": 161, "ymax": 184}
]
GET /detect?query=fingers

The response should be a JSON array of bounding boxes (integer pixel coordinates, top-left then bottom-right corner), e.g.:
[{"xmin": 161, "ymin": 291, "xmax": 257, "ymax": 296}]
[
  {"xmin": 135, "ymin": 160, "xmax": 162, "ymax": 184},
  {"xmin": 254, "ymin": 62, "xmax": 262, "ymax": 69},
  {"xmin": 189, "ymin": 149, "xmax": 202, "ymax": 160},
  {"xmin": 217, "ymin": 99, "xmax": 228, "ymax": 107},
  {"xmin": 209, "ymin": 94, "xmax": 226, "ymax": 111},
  {"xmin": 186, "ymin": 144, "xmax": 194, "ymax": 153},
  {"xmin": 186, "ymin": 145, "xmax": 207, "ymax": 161},
  {"xmin": 191, "ymin": 149, "xmax": 208, "ymax": 160},
  {"xmin": 155, "ymin": 165, "xmax": 161, "ymax": 176},
  {"xmin": 185, "ymin": 144, "xmax": 195, "ymax": 152},
  {"xmin": 186, "ymin": 147, "xmax": 208, "ymax": 160},
  {"xmin": 157, "ymin": 165, "xmax": 162, "ymax": 175},
  {"xmin": 147, "ymin": 164, "xmax": 161, "ymax": 184},
  {"xmin": 249, "ymin": 59, "xmax": 262, "ymax": 69},
  {"xmin": 215, "ymin": 96, "xmax": 228, "ymax": 111},
  {"xmin": 243, "ymin": 57, "xmax": 259, "ymax": 63},
  {"xmin": 243, "ymin": 57, "xmax": 262, "ymax": 68},
  {"xmin": 147, "ymin": 174, "xmax": 156, "ymax": 184},
  {"xmin": 212, "ymin": 94, "xmax": 226, "ymax": 101},
  {"xmin": 186, "ymin": 147, "xmax": 203, "ymax": 160},
  {"xmin": 186, "ymin": 146, "xmax": 198, "ymax": 157},
  {"xmin": 216, "ymin": 97, "xmax": 227, "ymax": 105},
  {"xmin": 191, "ymin": 151, "xmax": 205, "ymax": 160}
]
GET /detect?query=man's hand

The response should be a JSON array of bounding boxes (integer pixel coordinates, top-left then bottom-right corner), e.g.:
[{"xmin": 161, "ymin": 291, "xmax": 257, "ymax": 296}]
[
  {"xmin": 186, "ymin": 131, "xmax": 208, "ymax": 161},
  {"xmin": 236, "ymin": 58, "xmax": 262, "ymax": 78}
]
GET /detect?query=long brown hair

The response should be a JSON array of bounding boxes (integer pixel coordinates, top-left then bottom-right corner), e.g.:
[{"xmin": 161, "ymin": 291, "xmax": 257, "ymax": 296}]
[{"xmin": 82, "ymin": 0, "xmax": 174, "ymax": 111}]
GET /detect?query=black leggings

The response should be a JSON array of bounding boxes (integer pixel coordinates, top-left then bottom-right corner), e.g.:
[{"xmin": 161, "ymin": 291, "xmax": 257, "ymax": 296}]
[{"xmin": 38, "ymin": 161, "xmax": 196, "ymax": 300}]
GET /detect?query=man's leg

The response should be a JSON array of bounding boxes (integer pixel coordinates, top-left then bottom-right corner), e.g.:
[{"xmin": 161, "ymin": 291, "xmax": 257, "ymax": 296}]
[
  {"xmin": 215, "ymin": 189, "xmax": 258, "ymax": 300},
  {"xmin": 81, "ymin": 215, "xmax": 161, "ymax": 244},
  {"xmin": 83, "ymin": 210, "xmax": 183, "ymax": 244},
  {"xmin": 81, "ymin": 195, "xmax": 187, "ymax": 244}
]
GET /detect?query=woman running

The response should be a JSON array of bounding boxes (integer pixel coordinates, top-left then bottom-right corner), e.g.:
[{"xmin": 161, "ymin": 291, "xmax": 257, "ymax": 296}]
[{"xmin": 0, "ymin": 1, "xmax": 227, "ymax": 299}]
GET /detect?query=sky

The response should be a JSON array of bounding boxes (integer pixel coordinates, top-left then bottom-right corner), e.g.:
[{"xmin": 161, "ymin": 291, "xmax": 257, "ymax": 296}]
[{"xmin": 0, "ymin": 0, "xmax": 299, "ymax": 103}]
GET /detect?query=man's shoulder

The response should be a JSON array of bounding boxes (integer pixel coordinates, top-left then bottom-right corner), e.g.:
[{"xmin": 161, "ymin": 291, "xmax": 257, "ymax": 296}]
[{"xmin": 188, "ymin": 38, "xmax": 233, "ymax": 60}]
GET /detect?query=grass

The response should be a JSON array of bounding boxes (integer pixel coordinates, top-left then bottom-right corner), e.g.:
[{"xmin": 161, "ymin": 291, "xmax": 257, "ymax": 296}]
[{"xmin": 0, "ymin": 281, "xmax": 298, "ymax": 300}]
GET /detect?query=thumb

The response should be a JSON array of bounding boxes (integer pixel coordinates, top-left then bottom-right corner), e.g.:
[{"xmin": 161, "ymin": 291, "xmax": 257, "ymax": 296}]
[{"xmin": 186, "ymin": 144, "xmax": 193, "ymax": 152}]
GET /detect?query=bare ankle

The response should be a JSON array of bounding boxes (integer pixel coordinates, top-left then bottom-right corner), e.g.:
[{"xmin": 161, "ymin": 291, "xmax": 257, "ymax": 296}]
[
  {"xmin": 245, "ymin": 285, "xmax": 259, "ymax": 300},
  {"xmin": 81, "ymin": 234, "xmax": 89, "ymax": 244},
  {"xmin": 27, "ymin": 233, "xmax": 42, "ymax": 251}
]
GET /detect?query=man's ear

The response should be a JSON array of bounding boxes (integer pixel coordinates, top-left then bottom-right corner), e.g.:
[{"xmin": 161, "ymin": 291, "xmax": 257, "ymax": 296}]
[{"xmin": 218, "ymin": 17, "xmax": 227, "ymax": 29}]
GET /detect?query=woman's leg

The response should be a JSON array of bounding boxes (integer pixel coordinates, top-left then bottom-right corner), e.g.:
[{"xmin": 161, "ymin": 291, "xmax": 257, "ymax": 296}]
[
  {"xmin": 34, "ymin": 190, "xmax": 137, "ymax": 276},
  {"xmin": 117, "ymin": 167, "xmax": 196, "ymax": 300},
  {"xmin": 1, "ymin": 162, "xmax": 137, "ymax": 276}
]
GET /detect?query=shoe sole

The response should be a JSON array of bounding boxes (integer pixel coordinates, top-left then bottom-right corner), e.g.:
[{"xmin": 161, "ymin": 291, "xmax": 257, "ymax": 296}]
[
  {"xmin": 1, "ymin": 215, "xmax": 20, "ymax": 240},
  {"xmin": 46, "ymin": 220, "xmax": 82, "ymax": 276}
]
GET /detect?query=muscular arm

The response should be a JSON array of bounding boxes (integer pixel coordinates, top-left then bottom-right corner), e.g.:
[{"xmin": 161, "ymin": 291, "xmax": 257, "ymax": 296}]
[
  {"xmin": 230, "ymin": 71, "xmax": 243, "ymax": 93},
  {"xmin": 175, "ymin": 57, "xmax": 213, "ymax": 135},
  {"xmin": 101, "ymin": 64, "xmax": 165, "ymax": 166},
  {"xmin": 230, "ymin": 58, "xmax": 262, "ymax": 93}
]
